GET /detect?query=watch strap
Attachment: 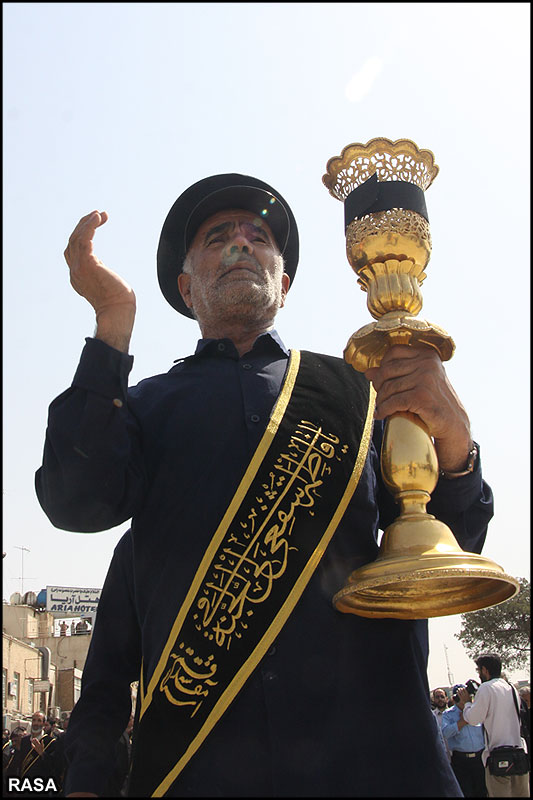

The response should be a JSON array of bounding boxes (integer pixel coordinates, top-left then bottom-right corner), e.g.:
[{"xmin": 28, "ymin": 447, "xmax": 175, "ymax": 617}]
[{"xmin": 439, "ymin": 444, "xmax": 478, "ymax": 480}]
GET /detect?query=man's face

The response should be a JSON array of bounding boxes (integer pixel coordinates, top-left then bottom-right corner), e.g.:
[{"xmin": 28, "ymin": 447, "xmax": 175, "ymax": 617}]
[
  {"xmin": 31, "ymin": 713, "xmax": 44, "ymax": 733},
  {"xmin": 476, "ymin": 665, "xmax": 490, "ymax": 683},
  {"xmin": 433, "ymin": 689, "xmax": 447, "ymax": 709},
  {"xmin": 178, "ymin": 209, "xmax": 290, "ymax": 328},
  {"xmin": 11, "ymin": 730, "xmax": 24, "ymax": 749}
]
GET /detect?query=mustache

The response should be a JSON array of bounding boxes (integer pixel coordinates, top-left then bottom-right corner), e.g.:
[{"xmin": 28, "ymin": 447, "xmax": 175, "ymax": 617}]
[{"xmin": 218, "ymin": 252, "xmax": 262, "ymax": 274}]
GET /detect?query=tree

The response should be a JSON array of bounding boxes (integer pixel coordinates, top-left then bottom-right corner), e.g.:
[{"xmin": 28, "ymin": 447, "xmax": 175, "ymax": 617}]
[{"xmin": 455, "ymin": 577, "xmax": 530, "ymax": 672}]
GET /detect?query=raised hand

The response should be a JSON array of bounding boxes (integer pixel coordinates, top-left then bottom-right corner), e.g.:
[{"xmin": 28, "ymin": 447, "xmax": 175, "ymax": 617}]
[
  {"xmin": 30, "ymin": 737, "xmax": 45, "ymax": 757},
  {"xmin": 64, "ymin": 211, "xmax": 136, "ymax": 352}
]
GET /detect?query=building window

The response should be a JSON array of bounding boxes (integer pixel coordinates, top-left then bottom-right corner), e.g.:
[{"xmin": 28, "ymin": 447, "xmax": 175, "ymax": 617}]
[
  {"xmin": 13, "ymin": 672, "xmax": 20, "ymax": 709},
  {"xmin": 74, "ymin": 676, "xmax": 82, "ymax": 704},
  {"xmin": 28, "ymin": 678, "xmax": 35, "ymax": 713}
]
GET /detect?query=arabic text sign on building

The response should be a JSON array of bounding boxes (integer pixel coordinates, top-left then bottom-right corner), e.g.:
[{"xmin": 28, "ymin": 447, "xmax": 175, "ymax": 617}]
[{"xmin": 46, "ymin": 586, "xmax": 101, "ymax": 614}]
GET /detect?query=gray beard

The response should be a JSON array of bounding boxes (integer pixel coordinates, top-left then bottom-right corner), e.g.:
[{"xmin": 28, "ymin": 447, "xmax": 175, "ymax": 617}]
[
  {"xmin": 194, "ymin": 272, "xmax": 283, "ymax": 326},
  {"xmin": 185, "ymin": 251, "xmax": 286, "ymax": 326}
]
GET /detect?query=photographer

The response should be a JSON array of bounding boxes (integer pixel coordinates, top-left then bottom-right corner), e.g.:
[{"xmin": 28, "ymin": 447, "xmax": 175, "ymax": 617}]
[
  {"xmin": 458, "ymin": 654, "xmax": 529, "ymax": 797},
  {"xmin": 442, "ymin": 682, "xmax": 486, "ymax": 797}
]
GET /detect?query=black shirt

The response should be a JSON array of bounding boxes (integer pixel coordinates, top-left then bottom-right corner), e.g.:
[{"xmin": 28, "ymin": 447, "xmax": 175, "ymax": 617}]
[{"xmin": 35, "ymin": 332, "xmax": 493, "ymax": 796}]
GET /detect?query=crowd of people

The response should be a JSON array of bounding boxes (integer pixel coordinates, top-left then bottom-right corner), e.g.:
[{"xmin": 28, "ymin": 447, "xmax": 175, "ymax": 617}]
[
  {"xmin": 3, "ymin": 711, "xmax": 68, "ymax": 796},
  {"xmin": 2, "ymin": 710, "xmax": 132, "ymax": 797},
  {"xmin": 3, "ymin": 658, "xmax": 528, "ymax": 798},
  {"xmin": 430, "ymin": 657, "xmax": 530, "ymax": 798}
]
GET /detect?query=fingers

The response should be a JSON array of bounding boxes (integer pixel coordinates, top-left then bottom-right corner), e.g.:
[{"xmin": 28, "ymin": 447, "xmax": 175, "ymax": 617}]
[
  {"xmin": 365, "ymin": 346, "xmax": 443, "ymax": 411},
  {"xmin": 64, "ymin": 211, "xmax": 108, "ymax": 266},
  {"xmin": 372, "ymin": 386, "xmax": 439, "ymax": 422},
  {"xmin": 70, "ymin": 210, "xmax": 108, "ymax": 240},
  {"xmin": 365, "ymin": 345, "xmax": 437, "ymax": 386},
  {"xmin": 365, "ymin": 345, "xmax": 449, "ymax": 428},
  {"xmin": 364, "ymin": 345, "xmax": 472, "ymax": 468}
]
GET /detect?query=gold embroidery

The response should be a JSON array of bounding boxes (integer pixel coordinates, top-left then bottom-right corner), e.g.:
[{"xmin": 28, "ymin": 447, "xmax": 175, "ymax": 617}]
[
  {"xmin": 130, "ymin": 349, "xmax": 376, "ymax": 798},
  {"xmin": 159, "ymin": 643, "xmax": 218, "ymax": 718},
  {"xmin": 191, "ymin": 420, "xmax": 349, "ymax": 650},
  {"xmin": 157, "ymin": 420, "xmax": 349, "ymax": 711},
  {"xmin": 151, "ymin": 385, "xmax": 377, "ymax": 798},
  {"xmin": 140, "ymin": 350, "xmax": 301, "ymax": 720}
]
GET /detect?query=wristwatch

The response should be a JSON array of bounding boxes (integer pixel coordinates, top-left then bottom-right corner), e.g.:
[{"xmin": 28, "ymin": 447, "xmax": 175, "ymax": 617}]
[{"xmin": 439, "ymin": 444, "xmax": 478, "ymax": 480}]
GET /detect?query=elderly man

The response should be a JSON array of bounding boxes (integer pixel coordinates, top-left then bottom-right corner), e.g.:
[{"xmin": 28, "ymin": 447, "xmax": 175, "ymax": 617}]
[
  {"xmin": 16, "ymin": 711, "xmax": 61, "ymax": 789},
  {"xmin": 36, "ymin": 174, "xmax": 493, "ymax": 797}
]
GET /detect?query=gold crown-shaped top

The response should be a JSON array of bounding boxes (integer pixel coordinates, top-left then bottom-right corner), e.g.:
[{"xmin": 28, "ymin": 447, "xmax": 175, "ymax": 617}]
[{"xmin": 323, "ymin": 138, "xmax": 439, "ymax": 201}]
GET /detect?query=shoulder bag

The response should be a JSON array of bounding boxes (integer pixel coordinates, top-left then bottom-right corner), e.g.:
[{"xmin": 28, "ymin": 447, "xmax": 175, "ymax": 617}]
[{"xmin": 487, "ymin": 687, "xmax": 530, "ymax": 776}]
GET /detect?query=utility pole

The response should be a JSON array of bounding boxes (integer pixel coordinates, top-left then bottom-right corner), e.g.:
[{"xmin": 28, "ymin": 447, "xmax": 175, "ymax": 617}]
[
  {"xmin": 443, "ymin": 643, "xmax": 454, "ymax": 686},
  {"xmin": 14, "ymin": 545, "xmax": 30, "ymax": 596}
]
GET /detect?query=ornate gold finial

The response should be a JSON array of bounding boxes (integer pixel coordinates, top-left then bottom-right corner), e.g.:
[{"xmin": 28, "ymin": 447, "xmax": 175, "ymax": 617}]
[
  {"xmin": 322, "ymin": 137, "xmax": 519, "ymax": 619},
  {"xmin": 322, "ymin": 137, "xmax": 439, "ymax": 199},
  {"xmin": 323, "ymin": 138, "xmax": 452, "ymax": 368}
]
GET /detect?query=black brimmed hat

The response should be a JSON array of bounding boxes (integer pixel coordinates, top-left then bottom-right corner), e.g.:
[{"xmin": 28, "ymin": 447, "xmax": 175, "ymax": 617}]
[{"xmin": 157, "ymin": 173, "xmax": 299, "ymax": 317}]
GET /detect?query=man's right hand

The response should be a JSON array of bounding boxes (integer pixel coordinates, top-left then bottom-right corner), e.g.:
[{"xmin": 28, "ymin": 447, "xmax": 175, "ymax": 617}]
[
  {"xmin": 64, "ymin": 211, "xmax": 136, "ymax": 353},
  {"xmin": 457, "ymin": 687, "xmax": 471, "ymax": 705}
]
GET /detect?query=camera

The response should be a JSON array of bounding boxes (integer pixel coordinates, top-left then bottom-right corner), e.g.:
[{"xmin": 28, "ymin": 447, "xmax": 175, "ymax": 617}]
[{"xmin": 453, "ymin": 679, "xmax": 480, "ymax": 702}]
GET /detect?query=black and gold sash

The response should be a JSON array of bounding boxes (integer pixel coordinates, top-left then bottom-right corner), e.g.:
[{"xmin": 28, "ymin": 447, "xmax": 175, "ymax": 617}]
[
  {"xmin": 20, "ymin": 734, "xmax": 56, "ymax": 778},
  {"xmin": 129, "ymin": 350, "xmax": 375, "ymax": 796}
]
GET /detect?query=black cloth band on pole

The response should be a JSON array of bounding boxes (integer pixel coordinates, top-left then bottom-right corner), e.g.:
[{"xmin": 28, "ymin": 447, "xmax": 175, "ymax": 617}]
[{"xmin": 344, "ymin": 173, "xmax": 429, "ymax": 232}]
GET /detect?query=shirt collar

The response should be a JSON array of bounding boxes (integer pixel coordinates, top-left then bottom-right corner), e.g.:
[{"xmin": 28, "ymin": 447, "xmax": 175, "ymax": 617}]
[
  {"xmin": 194, "ymin": 329, "xmax": 289, "ymax": 359},
  {"xmin": 445, "ymin": 705, "xmax": 460, "ymax": 715}
]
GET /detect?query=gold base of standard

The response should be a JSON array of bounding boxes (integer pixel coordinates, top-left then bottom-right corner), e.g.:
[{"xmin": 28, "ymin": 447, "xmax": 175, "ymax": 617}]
[{"xmin": 333, "ymin": 514, "xmax": 519, "ymax": 619}]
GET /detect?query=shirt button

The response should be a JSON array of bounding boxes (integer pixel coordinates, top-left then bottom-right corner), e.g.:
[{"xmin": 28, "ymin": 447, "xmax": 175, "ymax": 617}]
[
  {"xmin": 267, "ymin": 645, "xmax": 276, "ymax": 657},
  {"xmin": 217, "ymin": 342, "xmax": 226, "ymax": 352},
  {"xmin": 251, "ymin": 414, "xmax": 260, "ymax": 423},
  {"xmin": 242, "ymin": 363, "xmax": 252, "ymax": 370},
  {"xmin": 112, "ymin": 398, "xmax": 123, "ymax": 408}
]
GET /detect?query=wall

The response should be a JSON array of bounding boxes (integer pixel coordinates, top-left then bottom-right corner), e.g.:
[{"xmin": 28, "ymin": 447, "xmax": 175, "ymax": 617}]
[
  {"xmin": 2, "ymin": 634, "xmax": 57, "ymax": 720},
  {"xmin": 57, "ymin": 667, "xmax": 83, "ymax": 713},
  {"xmin": 38, "ymin": 631, "xmax": 92, "ymax": 672},
  {"xmin": 3, "ymin": 602, "xmax": 92, "ymax": 671},
  {"xmin": 2, "ymin": 603, "xmax": 54, "ymax": 639}
]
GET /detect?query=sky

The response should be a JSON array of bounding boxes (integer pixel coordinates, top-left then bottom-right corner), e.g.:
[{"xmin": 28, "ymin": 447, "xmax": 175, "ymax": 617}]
[{"xmin": 3, "ymin": 2, "xmax": 530, "ymax": 691}]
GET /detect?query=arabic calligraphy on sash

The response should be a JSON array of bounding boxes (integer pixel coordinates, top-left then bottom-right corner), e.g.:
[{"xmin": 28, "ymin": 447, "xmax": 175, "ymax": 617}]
[{"xmin": 158, "ymin": 420, "xmax": 349, "ymax": 717}]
